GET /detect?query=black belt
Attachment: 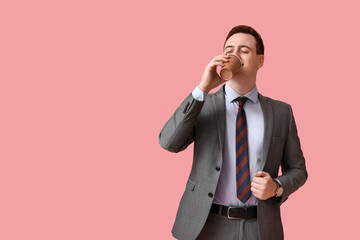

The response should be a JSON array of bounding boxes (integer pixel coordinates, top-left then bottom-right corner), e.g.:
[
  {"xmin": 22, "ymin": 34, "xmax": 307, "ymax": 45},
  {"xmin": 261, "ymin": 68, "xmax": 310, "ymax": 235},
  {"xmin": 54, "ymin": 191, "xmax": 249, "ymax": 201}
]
[{"xmin": 210, "ymin": 203, "xmax": 257, "ymax": 219}]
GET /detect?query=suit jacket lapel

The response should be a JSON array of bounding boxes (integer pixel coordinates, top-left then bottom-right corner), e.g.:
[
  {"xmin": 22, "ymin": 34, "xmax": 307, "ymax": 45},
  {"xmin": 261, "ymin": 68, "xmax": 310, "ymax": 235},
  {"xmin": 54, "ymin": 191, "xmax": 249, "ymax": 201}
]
[
  {"xmin": 211, "ymin": 86, "xmax": 226, "ymax": 162},
  {"xmin": 259, "ymin": 94, "xmax": 273, "ymax": 171}
]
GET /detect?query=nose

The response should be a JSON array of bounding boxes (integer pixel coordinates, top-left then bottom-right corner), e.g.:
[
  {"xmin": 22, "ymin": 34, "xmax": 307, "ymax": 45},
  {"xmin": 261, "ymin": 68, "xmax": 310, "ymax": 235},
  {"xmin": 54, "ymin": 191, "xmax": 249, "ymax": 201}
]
[
  {"xmin": 232, "ymin": 46, "xmax": 241, "ymax": 56},
  {"xmin": 227, "ymin": 53, "xmax": 243, "ymax": 67}
]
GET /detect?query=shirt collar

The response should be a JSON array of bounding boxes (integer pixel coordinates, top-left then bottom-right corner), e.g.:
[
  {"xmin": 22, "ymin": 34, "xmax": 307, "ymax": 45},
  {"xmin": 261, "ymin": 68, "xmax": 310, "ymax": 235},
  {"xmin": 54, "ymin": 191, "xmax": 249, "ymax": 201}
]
[{"xmin": 224, "ymin": 83, "xmax": 259, "ymax": 104}]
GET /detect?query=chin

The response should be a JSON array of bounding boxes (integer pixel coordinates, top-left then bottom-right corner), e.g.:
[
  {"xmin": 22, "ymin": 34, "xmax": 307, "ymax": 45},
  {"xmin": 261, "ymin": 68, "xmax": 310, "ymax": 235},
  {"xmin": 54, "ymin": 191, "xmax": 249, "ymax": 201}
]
[{"xmin": 232, "ymin": 72, "xmax": 246, "ymax": 80}]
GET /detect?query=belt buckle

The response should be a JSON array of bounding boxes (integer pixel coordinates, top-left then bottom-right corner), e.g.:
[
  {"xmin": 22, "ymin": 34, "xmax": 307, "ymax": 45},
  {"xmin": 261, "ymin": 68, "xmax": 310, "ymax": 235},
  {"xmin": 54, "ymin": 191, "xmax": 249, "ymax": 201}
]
[{"xmin": 227, "ymin": 206, "xmax": 242, "ymax": 220}]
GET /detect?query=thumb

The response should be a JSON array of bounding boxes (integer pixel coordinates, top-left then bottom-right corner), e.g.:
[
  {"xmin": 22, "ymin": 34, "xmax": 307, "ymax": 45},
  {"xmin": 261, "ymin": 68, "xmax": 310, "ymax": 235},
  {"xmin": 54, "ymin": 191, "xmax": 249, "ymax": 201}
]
[{"xmin": 254, "ymin": 171, "xmax": 269, "ymax": 178}]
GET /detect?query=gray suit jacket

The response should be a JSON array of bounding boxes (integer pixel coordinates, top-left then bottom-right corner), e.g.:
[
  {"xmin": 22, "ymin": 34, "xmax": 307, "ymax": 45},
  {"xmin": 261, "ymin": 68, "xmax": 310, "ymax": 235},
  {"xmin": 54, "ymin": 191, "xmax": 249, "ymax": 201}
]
[{"xmin": 159, "ymin": 86, "xmax": 307, "ymax": 240}]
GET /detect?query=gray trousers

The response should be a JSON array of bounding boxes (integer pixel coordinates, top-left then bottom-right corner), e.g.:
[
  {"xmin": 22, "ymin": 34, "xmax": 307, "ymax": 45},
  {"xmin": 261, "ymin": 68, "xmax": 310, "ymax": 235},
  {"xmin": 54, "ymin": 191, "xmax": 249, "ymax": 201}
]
[{"xmin": 196, "ymin": 212, "xmax": 259, "ymax": 240}]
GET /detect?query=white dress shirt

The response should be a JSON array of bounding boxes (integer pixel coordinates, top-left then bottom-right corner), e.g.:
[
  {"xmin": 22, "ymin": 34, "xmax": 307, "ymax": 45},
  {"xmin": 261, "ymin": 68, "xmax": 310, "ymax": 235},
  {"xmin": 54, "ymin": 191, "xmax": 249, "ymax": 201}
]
[{"xmin": 192, "ymin": 84, "xmax": 264, "ymax": 207}]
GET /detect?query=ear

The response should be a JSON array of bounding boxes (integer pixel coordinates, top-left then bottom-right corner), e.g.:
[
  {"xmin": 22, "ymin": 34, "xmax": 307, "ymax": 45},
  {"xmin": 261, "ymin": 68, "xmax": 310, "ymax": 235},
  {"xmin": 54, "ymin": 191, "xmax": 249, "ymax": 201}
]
[{"xmin": 257, "ymin": 55, "xmax": 264, "ymax": 69}]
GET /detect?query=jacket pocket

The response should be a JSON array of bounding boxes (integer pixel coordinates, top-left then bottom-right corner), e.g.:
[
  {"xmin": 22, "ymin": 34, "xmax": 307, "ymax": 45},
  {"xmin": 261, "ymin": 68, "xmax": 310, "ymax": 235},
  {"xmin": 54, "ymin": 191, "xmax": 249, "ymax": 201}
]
[{"xmin": 186, "ymin": 179, "xmax": 196, "ymax": 191}]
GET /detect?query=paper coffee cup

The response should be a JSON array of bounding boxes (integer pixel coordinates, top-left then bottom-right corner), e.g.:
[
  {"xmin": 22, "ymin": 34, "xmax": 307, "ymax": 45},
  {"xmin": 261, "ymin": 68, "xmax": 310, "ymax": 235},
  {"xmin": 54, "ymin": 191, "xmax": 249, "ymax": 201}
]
[{"xmin": 220, "ymin": 53, "xmax": 242, "ymax": 80}]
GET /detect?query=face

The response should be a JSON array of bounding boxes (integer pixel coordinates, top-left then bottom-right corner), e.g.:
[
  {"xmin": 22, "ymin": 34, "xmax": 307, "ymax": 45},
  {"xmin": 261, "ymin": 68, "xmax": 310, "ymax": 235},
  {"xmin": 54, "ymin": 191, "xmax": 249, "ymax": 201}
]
[{"xmin": 224, "ymin": 33, "xmax": 264, "ymax": 79}]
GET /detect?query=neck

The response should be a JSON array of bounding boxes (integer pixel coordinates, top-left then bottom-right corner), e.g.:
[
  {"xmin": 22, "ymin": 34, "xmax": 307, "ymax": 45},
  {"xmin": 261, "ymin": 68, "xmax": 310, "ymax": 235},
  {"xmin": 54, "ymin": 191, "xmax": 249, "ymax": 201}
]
[{"xmin": 227, "ymin": 76, "xmax": 256, "ymax": 95}]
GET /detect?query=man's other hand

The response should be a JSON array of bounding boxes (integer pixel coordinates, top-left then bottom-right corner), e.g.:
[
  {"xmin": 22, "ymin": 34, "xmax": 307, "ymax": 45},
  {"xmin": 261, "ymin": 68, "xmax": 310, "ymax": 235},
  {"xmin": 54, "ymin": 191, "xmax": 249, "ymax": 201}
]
[{"xmin": 251, "ymin": 171, "xmax": 277, "ymax": 200}]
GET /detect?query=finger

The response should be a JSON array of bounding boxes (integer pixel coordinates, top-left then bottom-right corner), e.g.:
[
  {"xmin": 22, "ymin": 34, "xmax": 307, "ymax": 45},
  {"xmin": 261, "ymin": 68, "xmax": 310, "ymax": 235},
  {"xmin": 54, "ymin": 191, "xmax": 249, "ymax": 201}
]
[
  {"xmin": 251, "ymin": 186, "xmax": 260, "ymax": 196},
  {"xmin": 251, "ymin": 181, "xmax": 262, "ymax": 190},
  {"xmin": 252, "ymin": 181, "xmax": 266, "ymax": 192},
  {"xmin": 215, "ymin": 54, "xmax": 230, "ymax": 58},
  {"xmin": 254, "ymin": 171, "xmax": 269, "ymax": 178},
  {"xmin": 207, "ymin": 61, "xmax": 225, "ymax": 70},
  {"xmin": 252, "ymin": 177, "xmax": 264, "ymax": 184},
  {"xmin": 212, "ymin": 60, "xmax": 227, "ymax": 66},
  {"xmin": 213, "ymin": 56, "xmax": 230, "ymax": 63}
]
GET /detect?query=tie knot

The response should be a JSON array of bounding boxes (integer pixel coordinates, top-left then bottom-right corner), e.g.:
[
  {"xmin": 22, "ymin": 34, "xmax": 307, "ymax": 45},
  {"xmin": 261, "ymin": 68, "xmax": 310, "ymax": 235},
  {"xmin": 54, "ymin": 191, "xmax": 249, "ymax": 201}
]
[{"xmin": 236, "ymin": 97, "xmax": 247, "ymax": 107}]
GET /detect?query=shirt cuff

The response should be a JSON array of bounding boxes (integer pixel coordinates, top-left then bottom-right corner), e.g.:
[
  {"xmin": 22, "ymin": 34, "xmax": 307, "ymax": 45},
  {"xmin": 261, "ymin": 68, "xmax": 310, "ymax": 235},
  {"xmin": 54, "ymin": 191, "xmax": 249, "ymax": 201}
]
[
  {"xmin": 192, "ymin": 86, "xmax": 208, "ymax": 102},
  {"xmin": 274, "ymin": 178, "xmax": 282, "ymax": 186}
]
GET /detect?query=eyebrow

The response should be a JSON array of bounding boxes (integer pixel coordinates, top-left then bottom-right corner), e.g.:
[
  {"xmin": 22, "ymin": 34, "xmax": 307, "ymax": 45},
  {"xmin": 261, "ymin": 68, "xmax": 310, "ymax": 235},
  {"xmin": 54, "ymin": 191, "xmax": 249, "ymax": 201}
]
[{"xmin": 224, "ymin": 45, "xmax": 252, "ymax": 50}]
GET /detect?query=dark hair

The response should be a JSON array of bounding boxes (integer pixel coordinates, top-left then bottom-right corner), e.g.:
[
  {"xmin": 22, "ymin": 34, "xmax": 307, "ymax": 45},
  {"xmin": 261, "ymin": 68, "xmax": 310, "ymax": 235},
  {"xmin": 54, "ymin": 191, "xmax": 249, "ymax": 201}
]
[{"xmin": 224, "ymin": 25, "xmax": 264, "ymax": 55}]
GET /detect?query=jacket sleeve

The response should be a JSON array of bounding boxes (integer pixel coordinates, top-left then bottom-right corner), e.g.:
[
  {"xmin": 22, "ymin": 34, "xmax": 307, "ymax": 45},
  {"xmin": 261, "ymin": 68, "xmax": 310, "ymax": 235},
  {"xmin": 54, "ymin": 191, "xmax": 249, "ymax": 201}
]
[
  {"xmin": 159, "ymin": 93, "xmax": 205, "ymax": 153},
  {"xmin": 277, "ymin": 106, "xmax": 308, "ymax": 204}
]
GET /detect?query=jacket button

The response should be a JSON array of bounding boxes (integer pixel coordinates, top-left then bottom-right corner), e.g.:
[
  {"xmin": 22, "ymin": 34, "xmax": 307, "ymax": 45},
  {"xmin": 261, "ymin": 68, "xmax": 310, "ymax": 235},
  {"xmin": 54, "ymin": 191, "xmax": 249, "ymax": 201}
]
[
  {"xmin": 208, "ymin": 193, "xmax": 213, "ymax": 198},
  {"xmin": 215, "ymin": 166, "xmax": 221, "ymax": 171}
]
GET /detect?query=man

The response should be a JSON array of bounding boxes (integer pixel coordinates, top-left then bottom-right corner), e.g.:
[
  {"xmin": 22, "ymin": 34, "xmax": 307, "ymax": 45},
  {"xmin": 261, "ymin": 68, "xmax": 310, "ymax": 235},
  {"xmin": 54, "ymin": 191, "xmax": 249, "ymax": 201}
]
[{"xmin": 159, "ymin": 25, "xmax": 307, "ymax": 240}]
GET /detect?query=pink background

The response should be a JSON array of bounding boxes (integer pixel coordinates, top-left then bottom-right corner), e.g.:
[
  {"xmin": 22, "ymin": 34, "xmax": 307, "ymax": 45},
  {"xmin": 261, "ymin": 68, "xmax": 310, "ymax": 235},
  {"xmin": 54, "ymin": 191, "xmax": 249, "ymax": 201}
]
[{"xmin": 1, "ymin": 0, "xmax": 359, "ymax": 239}]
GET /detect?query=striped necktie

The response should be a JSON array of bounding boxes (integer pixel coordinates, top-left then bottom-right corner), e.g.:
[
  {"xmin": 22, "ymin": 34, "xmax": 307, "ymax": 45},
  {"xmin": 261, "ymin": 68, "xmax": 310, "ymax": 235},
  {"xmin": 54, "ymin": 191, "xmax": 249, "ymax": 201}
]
[{"xmin": 235, "ymin": 97, "xmax": 251, "ymax": 203}]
